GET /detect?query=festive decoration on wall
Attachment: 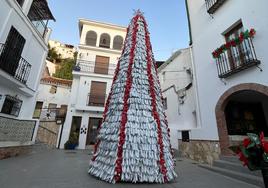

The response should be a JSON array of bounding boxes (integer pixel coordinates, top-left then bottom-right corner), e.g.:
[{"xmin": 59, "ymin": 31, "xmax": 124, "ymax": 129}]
[
  {"xmin": 212, "ymin": 28, "xmax": 256, "ymax": 59},
  {"xmin": 88, "ymin": 11, "xmax": 177, "ymax": 184}
]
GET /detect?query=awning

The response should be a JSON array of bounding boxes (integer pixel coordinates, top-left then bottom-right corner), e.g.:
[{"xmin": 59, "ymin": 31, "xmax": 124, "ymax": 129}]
[{"xmin": 28, "ymin": 0, "xmax": 56, "ymax": 21}]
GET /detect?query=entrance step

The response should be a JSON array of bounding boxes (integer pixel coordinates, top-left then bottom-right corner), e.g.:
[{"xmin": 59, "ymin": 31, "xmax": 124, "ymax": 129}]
[
  {"xmin": 213, "ymin": 159, "xmax": 262, "ymax": 177},
  {"xmin": 199, "ymin": 164, "xmax": 264, "ymax": 187}
]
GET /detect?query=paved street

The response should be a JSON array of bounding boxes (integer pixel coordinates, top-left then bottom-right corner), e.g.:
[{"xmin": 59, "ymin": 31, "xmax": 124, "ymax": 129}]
[{"xmin": 0, "ymin": 149, "xmax": 261, "ymax": 188}]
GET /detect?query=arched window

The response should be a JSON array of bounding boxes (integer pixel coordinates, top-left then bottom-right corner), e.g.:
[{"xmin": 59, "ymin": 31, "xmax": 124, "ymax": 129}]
[
  {"xmin": 113, "ymin": 35, "xmax": 124, "ymax": 50},
  {"xmin": 99, "ymin": 33, "xmax": 110, "ymax": 48},
  {"xmin": 86, "ymin": 31, "xmax": 97, "ymax": 46}
]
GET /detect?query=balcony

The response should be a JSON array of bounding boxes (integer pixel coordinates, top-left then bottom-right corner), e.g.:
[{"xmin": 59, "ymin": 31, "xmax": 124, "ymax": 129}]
[
  {"xmin": 213, "ymin": 33, "xmax": 260, "ymax": 78},
  {"xmin": 27, "ymin": 0, "xmax": 55, "ymax": 38},
  {"xmin": 205, "ymin": 0, "xmax": 226, "ymax": 14},
  {"xmin": 87, "ymin": 93, "xmax": 106, "ymax": 107},
  {"xmin": 73, "ymin": 59, "xmax": 116, "ymax": 75},
  {"xmin": 0, "ymin": 43, "xmax": 31, "ymax": 84}
]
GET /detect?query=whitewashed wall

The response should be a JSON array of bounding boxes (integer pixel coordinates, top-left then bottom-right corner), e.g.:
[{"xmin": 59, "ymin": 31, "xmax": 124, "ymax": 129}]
[
  {"xmin": 0, "ymin": 0, "xmax": 51, "ymax": 119},
  {"xmin": 36, "ymin": 83, "xmax": 71, "ymax": 108},
  {"xmin": 187, "ymin": 0, "xmax": 268, "ymax": 140},
  {"xmin": 60, "ymin": 20, "xmax": 126, "ymax": 149},
  {"xmin": 158, "ymin": 48, "xmax": 197, "ymax": 149}
]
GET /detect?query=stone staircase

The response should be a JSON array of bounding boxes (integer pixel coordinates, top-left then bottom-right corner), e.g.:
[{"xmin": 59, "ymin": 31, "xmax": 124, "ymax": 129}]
[{"xmin": 199, "ymin": 156, "xmax": 264, "ymax": 187}]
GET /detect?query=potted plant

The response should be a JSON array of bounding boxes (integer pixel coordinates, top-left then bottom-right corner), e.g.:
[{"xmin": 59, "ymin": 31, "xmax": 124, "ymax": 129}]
[
  {"xmin": 229, "ymin": 132, "xmax": 268, "ymax": 188},
  {"xmin": 64, "ymin": 132, "xmax": 79, "ymax": 150}
]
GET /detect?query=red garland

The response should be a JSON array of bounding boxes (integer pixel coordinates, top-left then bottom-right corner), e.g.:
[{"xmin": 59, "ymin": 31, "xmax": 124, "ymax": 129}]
[
  {"xmin": 141, "ymin": 16, "xmax": 168, "ymax": 182},
  {"xmin": 212, "ymin": 28, "xmax": 256, "ymax": 59},
  {"xmin": 91, "ymin": 25, "xmax": 131, "ymax": 162},
  {"xmin": 113, "ymin": 15, "xmax": 139, "ymax": 182}
]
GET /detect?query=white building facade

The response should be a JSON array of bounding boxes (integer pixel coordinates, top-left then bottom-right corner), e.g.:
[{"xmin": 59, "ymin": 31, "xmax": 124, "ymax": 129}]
[
  {"xmin": 0, "ymin": 0, "xmax": 55, "ymax": 156},
  {"xmin": 158, "ymin": 48, "xmax": 197, "ymax": 150},
  {"xmin": 60, "ymin": 19, "xmax": 126, "ymax": 149},
  {"xmin": 184, "ymin": 0, "xmax": 268, "ymax": 163}
]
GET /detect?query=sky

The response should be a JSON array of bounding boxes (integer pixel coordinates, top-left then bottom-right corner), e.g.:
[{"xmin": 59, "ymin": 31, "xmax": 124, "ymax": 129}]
[{"xmin": 48, "ymin": 0, "xmax": 189, "ymax": 61}]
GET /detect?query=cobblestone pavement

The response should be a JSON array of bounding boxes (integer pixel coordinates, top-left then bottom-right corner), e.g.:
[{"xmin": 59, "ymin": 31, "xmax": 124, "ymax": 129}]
[{"xmin": 0, "ymin": 149, "xmax": 261, "ymax": 188}]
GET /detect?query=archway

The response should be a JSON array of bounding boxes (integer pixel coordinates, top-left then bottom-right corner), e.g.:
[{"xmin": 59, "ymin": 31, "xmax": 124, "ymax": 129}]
[{"xmin": 215, "ymin": 83, "xmax": 268, "ymax": 155}]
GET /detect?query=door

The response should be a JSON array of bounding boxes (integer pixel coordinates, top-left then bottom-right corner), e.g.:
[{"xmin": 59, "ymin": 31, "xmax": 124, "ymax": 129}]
[
  {"xmin": 0, "ymin": 26, "xmax": 26, "ymax": 76},
  {"xmin": 94, "ymin": 55, "xmax": 109, "ymax": 74},
  {"xmin": 70, "ymin": 116, "xmax": 82, "ymax": 144},
  {"xmin": 224, "ymin": 23, "xmax": 245, "ymax": 70},
  {"xmin": 86, "ymin": 117, "xmax": 102, "ymax": 145}
]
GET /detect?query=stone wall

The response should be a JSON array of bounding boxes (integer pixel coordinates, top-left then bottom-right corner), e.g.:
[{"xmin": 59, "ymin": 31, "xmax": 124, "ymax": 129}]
[
  {"xmin": 179, "ymin": 140, "xmax": 221, "ymax": 165},
  {"xmin": 0, "ymin": 145, "xmax": 32, "ymax": 160},
  {"xmin": 37, "ymin": 121, "xmax": 61, "ymax": 148}
]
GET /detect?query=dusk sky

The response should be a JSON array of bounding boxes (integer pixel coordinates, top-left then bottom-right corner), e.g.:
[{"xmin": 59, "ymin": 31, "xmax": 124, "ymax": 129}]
[{"xmin": 48, "ymin": 0, "xmax": 189, "ymax": 61}]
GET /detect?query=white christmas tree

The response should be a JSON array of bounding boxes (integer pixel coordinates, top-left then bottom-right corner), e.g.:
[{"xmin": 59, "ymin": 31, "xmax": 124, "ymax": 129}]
[{"xmin": 88, "ymin": 11, "xmax": 177, "ymax": 184}]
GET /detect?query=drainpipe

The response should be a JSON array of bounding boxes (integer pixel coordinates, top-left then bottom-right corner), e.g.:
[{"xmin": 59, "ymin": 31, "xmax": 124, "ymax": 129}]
[
  {"xmin": 185, "ymin": 0, "xmax": 193, "ymax": 45},
  {"xmin": 189, "ymin": 46, "xmax": 202, "ymax": 129}
]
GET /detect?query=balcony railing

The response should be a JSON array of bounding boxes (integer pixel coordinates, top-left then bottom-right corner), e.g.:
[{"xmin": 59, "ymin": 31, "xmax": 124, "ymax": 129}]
[
  {"xmin": 205, "ymin": 0, "xmax": 226, "ymax": 14},
  {"xmin": 33, "ymin": 108, "xmax": 67, "ymax": 122},
  {"xmin": 0, "ymin": 43, "xmax": 31, "ymax": 84},
  {"xmin": 31, "ymin": 20, "xmax": 48, "ymax": 38},
  {"xmin": 215, "ymin": 37, "xmax": 260, "ymax": 78},
  {"xmin": 73, "ymin": 59, "xmax": 116, "ymax": 75},
  {"xmin": 87, "ymin": 93, "xmax": 107, "ymax": 107}
]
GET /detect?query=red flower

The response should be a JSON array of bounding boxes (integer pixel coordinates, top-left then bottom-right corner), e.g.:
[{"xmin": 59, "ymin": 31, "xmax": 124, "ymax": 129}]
[
  {"xmin": 263, "ymin": 141, "xmax": 268, "ymax": 153},
  {"xmin": 249, "ymin": 28, "xmax": 256, "ymax": 37},
  {"xmin": 238, "ymin": 151, "xmax": 248, "ymax": 166},
  {"xmin": 243, "ymin": 138, "xmax": 251, "ymax": 147}
]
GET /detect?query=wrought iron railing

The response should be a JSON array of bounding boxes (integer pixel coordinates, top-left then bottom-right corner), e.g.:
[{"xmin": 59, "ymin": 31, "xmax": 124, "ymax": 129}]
[
  {"xmin": 0, "ymin": 43, "xmax": 31, "ymax": 84},
  {"xmin": 33, "ymin": 108, "xmax": 67, "ymax": 122},
  {"xmin": 30, "ymin": 20, "xmax": 48, "ymax": 38},
  {"xmin": 215, "ymin": 37, "xmax": 260, "ymax": 78},
  {"xmin": 205, "ymin": 0, "xmax": 226, "ymax": 14},
  {"xmin": 73, "ymin": 59, "xmax": 116, "ymax": 75},
  {"xmin": 87, "ymin": 93, "xmax": 107, "ymax": 107}
]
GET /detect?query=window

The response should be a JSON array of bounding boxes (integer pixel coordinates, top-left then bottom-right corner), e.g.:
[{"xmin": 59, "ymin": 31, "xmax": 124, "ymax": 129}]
[
  {"xmin": 224, "ymin": 22, "xmax": 245, "ymax": 70},
  {"xmin": 33, "ymin": 101, "xmax": 43, "ymax": 118},
  {"xmin": 163, "ymin": 98, "xmax": 167, "ymax": 110},
  {"xmin": 99, "ymin": 33, "xmax": 110, "ymax": 48},
  {"xmin": 94, "ymin": 55, "xmax": 109, "ymax": 74},
  {"xmin": 50, "ymin": 85, "xmax": 57, "ymax": 94},
  {"xmin": 113, "ymin": 35, "xmax": 124, "ymax": 50},
  {"xmin": 1, "ymin": 95, "xmax": 22, "ymax": 116},
  {"xmin": 88, "ymin": 81, "xmax": 107, "ymax": 106},
  {"xmin": 85, "ymin": 31, "xmax": 97, "ymax": 46},
  {"xmin": 182, "ymin": 131, "xmax": 190, "ymax": 142},
  {"xmin": 0, "ymin": 26, "xmax": 26, "ymax": 78}
]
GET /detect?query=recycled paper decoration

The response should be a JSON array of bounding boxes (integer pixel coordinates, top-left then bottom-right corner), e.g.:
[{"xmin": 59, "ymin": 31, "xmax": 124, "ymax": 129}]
[{"xmin": 88, "ymin": 11, "xmax": 177, "ymax": 184}]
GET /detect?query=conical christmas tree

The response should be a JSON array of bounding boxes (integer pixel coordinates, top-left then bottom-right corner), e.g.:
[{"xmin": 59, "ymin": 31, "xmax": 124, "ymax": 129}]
[{"xmin": 88, "ymin": 11, "xmax": 177, "ymax": 184}]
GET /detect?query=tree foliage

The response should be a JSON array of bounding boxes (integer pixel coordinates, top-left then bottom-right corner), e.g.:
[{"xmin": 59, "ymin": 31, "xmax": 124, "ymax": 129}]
[{"xmin": 53, "ymin": 58, "xmax": 75, "ymax": 80}]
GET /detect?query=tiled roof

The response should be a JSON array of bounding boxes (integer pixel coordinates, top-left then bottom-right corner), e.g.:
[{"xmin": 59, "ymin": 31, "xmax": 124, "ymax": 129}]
[{"xmin": 41, "ymin": 76, "xmax": 72, "ymax": 87}]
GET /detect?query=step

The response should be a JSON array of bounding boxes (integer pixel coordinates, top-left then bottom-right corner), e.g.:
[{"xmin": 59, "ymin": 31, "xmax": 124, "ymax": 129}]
[
  {"xmin": 199, "ymin": 164, "xmax": 264, "ymax": 187},
  {"xmin": 214, "ymin": 160, "xmax": 262, "ymax": 177},
  {"xmin": 219, "ymin": 155, "xmax": 239, "ymax": 163}
]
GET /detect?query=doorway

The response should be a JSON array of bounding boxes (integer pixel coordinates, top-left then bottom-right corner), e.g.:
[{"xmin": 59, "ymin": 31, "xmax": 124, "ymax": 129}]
[
  {"xmin": 86, "ymin": 117, "xmax": 102, "ymax": 145},
  {"xmin": 69, "ymin": 116, "xmax": 82, "ymax": 145}
]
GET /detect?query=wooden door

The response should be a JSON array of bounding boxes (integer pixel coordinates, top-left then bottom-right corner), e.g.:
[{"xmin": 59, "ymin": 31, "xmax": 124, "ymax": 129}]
[{"xmin": 94, "ymin": 55, "xmax": 109, "ymax": 74}]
